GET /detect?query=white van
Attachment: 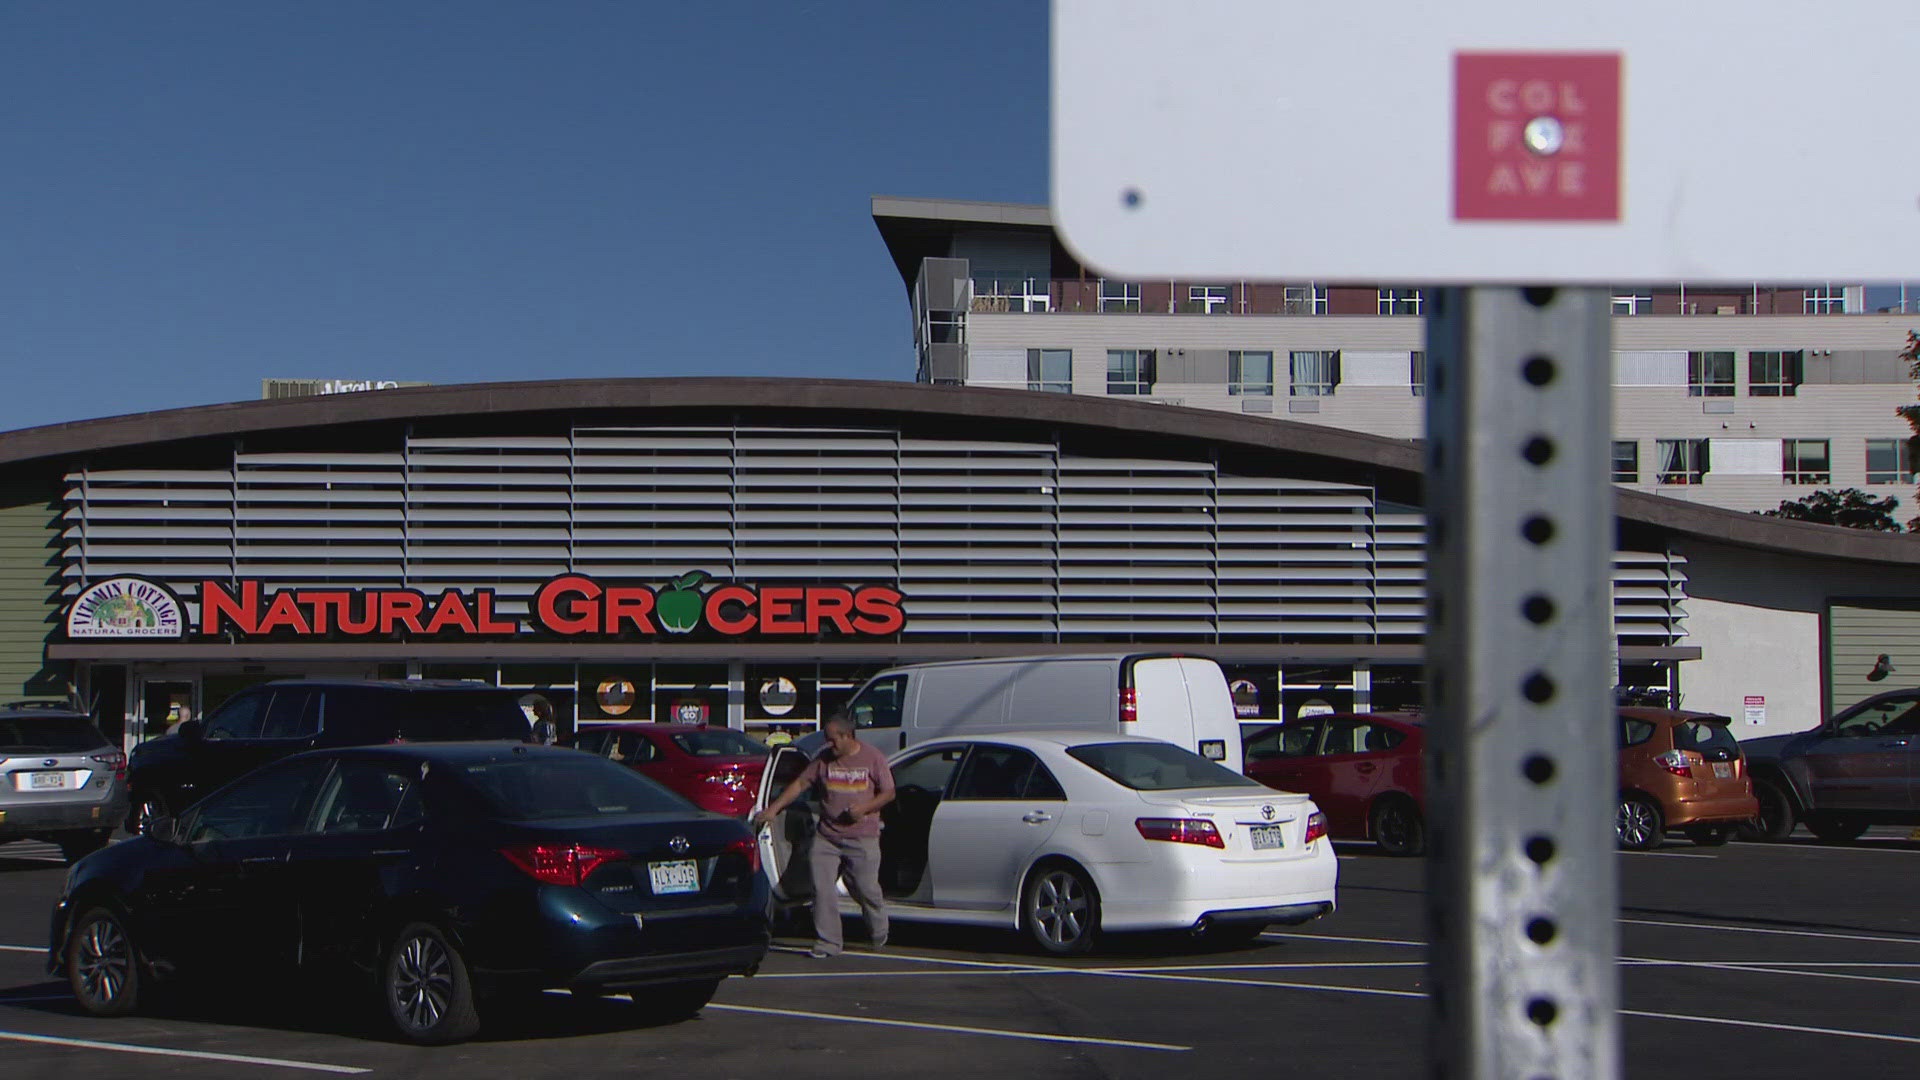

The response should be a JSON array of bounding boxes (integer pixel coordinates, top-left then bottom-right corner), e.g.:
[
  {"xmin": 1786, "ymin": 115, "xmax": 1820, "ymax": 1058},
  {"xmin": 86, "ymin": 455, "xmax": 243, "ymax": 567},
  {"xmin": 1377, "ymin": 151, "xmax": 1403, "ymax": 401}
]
[{"xmin": 832, "ymin": 653, "xmax": 1243, "ymax": 772}]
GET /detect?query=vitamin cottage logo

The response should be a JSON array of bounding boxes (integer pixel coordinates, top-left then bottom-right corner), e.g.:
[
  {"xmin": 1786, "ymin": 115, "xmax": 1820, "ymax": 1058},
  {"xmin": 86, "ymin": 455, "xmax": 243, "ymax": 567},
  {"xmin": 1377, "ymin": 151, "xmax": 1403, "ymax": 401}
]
[
  {"xmin": 67, "ymin": 578, "xmax": 185, "ymax": 639},
  {"xmin": 194, "ymin": 572, "xmax": 906, "ymax": 639}
]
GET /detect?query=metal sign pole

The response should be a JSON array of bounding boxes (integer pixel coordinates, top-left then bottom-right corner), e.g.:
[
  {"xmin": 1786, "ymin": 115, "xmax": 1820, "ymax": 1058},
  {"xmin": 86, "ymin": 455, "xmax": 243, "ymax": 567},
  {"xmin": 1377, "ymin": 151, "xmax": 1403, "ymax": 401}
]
[{"xmin": 1424, "ymin": 286, "xmax": 1620, "ymax": 1079}]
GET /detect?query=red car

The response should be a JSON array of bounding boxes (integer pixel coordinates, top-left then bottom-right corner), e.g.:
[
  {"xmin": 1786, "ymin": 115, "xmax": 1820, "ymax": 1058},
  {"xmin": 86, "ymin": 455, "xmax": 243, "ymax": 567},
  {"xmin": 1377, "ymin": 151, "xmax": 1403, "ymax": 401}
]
[
  {"xmin": 1242, "ymin": 713, "xmax": 1427, "ymax": 856},
  {"xmin": 568, "ymin": 724, "xmax": 769, "ymax": 817}
]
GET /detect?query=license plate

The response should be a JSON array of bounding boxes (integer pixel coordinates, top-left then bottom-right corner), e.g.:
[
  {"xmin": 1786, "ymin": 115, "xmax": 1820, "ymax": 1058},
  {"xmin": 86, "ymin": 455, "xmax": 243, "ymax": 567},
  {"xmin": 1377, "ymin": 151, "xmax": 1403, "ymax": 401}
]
[
  {"xmin": 1199, "ymin": 740, "xmax": 1227, "ymax": 761},
  {"xmin": 1249, "ymin": 824, "xmax": 1285, "ymax": 850},
  {"xmin": 647, "ymin": 859, "xmax": 700, "ymax": 894},
  {"xmin": 1712, "ymin": 762, "xmax": 1732, "ymax": 779},
  {"xmin": 28, "ymin": 771, "xmax": 66, "ymax": 790}
]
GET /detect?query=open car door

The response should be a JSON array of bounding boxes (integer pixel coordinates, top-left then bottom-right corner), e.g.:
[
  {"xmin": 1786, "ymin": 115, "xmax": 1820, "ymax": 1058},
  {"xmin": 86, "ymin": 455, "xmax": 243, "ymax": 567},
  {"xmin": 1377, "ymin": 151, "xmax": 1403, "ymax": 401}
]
[{"xmin": 754, "ymin": 744, "xmax": 817, "ymax": 905}]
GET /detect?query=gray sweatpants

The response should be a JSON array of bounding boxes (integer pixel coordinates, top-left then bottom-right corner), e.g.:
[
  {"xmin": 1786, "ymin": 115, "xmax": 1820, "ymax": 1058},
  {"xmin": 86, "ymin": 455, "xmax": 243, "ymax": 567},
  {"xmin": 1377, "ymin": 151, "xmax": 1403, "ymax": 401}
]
[{"xmin": 808, "ymin": 832, "xmax": 887, "ymax": 953}]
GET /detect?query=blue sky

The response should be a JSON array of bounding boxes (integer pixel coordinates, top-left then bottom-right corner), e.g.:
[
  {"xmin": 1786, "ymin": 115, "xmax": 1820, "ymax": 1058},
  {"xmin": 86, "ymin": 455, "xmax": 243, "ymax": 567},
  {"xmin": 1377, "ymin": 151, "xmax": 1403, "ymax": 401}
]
[{"xmin": 0, "ymin": 2, "xmax": 1049, "ymax": 431}]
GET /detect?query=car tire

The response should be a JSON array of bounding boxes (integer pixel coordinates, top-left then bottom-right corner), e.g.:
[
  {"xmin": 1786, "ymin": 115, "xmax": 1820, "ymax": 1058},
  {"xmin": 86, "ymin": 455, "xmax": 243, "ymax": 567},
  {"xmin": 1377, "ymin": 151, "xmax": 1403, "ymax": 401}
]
[
  {"xmin": 130, "ymin": 795, "xmax": 169, "ymax": 836},
  {"xmin": 1804, "ymin": 812, "xmax": 1870, "ymax": 843},
  {"xmin": 1021, "ymin": 862, "xmax": 1100, "ymax": 956},
  {"xmin": 1369, "ymin": 797, "xmax": 1427, "ymax": 857},
  {"xmin": 382, "ymin": 922, "xmax": 481, "ymax": 1045},
  {"xmin": 66, "ymin": 907, "xmax": 141, "ymax": 1017},
  {"xmin": 1616, "ymin": 794, "xmax": 1665, "ymax": 850},
  {"xmin": 58, "ymin": 829, "xmax": 112, "ymax": 864},
  {"xmin": 1745, "ymin": 779, "xmax": 1796, "ymax": 841},
  {"xmin": 627, "ymin": 978, "xmax": 721, "ymax": 1022},
  {"xmin": 1684, "ymin": 824, "xmax": 1734, "ymax": 847}
]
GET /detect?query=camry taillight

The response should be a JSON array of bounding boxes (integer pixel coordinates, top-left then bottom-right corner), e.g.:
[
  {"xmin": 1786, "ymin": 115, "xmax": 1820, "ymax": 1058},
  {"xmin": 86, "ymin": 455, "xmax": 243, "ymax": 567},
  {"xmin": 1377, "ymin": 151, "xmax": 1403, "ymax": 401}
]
[
  {"xmin": 725, "ymin": 836, "xmax": 761, "ymax": 874},
  {"xmin": 1135, "ymin": 817, "xmax": 1224, "ymax": 848},
  {"xmin": 1303, "ymin": 811, "xmax": 1329, "ymax": 846},
  {"xmin": 1654, "ymin": 749, "xmax": 1693, "ymax": 777},
  {"xmin": 89, "ymin": 750, "xmax": 127, "ymax": 781},
  {"xmin": 498, "ymin": 843, "xmax": 626, "ymax": 886}
]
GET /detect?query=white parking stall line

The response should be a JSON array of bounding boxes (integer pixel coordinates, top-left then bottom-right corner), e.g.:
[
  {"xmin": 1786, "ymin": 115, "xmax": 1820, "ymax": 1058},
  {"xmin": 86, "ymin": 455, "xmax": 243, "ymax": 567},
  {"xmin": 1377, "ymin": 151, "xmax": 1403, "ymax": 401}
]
[
  {"xmin": 1618, "ymin": 850, "xmax": 1716, "ymax": 859},
  {"xmin": 1623, "ymin": 956, "xmax": 1920, "ymax": 989},
  {"xmin": 0, "ymin": 945, "xmax": 43, "ymax": 954},
  {"xmin": 0, "ymin": 1030, "xmax": 371, "ymax": 1074},
  {"xmin": 706, "ymin": 1003, "xmax": 1191, "ymax": 1051},
  {"xmin": 1623, "ymin": 1010, "xmax": 1920, "ymax": 1048},
  {"xmin": 1071, "ymin": 967, "xmax": 1427, "ymax": 999},
  {"xmin": 1620, "ymin": 918, "xmax": 1920, "ymax": 947},
  {"xmin": 1260, "ymin": 931, "xmax": 1427, "ymax": 947},
  {"xmin": 0, "ymin": 995, "xmax": 73, "ymax": 1004},
  {"xmin": 751, "ymin": 959, "xmax": 1428, "ymax": 981}
]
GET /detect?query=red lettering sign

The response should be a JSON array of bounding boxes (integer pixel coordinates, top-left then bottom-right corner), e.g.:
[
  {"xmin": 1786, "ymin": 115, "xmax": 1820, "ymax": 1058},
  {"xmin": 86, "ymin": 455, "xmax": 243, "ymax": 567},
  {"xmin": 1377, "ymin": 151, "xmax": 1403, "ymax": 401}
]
[{"xmin": 1454, "ymin": 52, "xmax": 1621, "ymax": 222}]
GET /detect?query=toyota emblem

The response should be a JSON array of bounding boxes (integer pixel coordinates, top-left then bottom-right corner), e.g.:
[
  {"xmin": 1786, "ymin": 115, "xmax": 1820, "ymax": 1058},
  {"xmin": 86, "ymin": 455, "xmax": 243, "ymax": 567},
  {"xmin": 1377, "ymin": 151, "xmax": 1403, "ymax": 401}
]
[
  {"xmin": 1261, "ymin": 804, "xmax": 1276, "ymax": 821},
  {"xmin": 668, "ymin": 835, "xmax": 691, "ymax": 855}
]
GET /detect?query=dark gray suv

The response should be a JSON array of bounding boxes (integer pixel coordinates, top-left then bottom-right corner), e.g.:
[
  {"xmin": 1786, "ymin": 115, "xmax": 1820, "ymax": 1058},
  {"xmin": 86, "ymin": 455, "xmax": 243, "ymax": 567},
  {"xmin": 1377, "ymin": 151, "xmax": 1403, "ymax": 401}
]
[
  {"xmin": 0, "ymin": 703, "xmax": 128, "ymax": 862},
  {"xmin": 1741, "ymin": 687, "xmax": 1920, "ymax": 841}
]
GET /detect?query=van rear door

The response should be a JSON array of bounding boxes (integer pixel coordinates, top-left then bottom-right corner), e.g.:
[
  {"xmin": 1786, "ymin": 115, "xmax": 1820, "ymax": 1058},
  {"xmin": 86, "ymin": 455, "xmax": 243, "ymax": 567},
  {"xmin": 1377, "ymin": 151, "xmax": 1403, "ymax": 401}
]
[
  {"xmin": 1129, "ymin": 657, "xmax": 1244, "ymax": 772},
  {"xmin": 1179, "ymin": 658, "xmax": 1244, "ymax": 772}
]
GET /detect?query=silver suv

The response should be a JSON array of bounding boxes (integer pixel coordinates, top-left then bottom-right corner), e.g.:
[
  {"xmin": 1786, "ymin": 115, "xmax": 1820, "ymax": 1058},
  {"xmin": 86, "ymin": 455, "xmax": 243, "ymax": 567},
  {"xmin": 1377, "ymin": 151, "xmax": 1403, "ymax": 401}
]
[{"xmin": 0, "ymin": 703, "xmax": 127, "ymax": 862}]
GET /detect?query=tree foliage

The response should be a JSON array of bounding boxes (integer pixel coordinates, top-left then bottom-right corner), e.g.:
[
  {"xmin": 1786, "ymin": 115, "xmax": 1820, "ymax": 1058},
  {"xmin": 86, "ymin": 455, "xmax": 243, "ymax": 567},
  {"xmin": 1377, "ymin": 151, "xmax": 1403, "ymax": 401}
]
[{"xmin": 1761, "ymin": 488, "xmax": 1902, "ymax": 531}]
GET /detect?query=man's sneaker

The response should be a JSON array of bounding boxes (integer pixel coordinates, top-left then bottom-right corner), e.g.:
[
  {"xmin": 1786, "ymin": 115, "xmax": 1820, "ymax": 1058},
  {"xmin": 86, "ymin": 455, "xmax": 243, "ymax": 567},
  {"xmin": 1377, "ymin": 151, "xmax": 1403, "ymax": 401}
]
[
  {"xmin": 808, "ymin": 946, "xmax": 837, "ymax": 959},
  {"xmin": 868, "ymin": 937, "xmax": 887, "ymax": 953}
]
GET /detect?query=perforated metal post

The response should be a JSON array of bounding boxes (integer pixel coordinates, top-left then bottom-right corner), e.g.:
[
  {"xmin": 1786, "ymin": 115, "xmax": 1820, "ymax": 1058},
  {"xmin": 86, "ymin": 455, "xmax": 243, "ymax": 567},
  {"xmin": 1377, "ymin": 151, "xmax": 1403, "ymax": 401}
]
[{"xmin": 1423, "ymin": 287, "xmax": 1620, "ymax": 1079}]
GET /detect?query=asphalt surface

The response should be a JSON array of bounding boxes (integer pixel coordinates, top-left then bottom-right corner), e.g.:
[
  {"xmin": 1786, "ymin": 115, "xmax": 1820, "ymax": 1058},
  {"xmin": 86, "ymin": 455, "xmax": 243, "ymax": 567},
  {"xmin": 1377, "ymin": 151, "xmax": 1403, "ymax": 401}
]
[{"xmin": 2, "ymin": 831, "xmax": 1918, "ymax": 1079}]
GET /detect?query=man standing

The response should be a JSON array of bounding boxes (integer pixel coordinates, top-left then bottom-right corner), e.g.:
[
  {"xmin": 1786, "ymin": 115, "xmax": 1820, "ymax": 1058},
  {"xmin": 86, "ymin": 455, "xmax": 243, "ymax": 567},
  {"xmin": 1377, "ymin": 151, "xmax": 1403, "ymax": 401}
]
[{"xmin": 751, "ymin": 715, "xmax": 895, "ymax": 957}]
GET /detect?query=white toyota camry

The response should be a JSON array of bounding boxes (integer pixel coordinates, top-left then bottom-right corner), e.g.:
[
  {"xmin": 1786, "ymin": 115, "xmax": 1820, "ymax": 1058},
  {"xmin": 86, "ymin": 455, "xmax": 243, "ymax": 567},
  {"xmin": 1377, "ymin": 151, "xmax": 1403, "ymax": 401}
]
[{"xmin": 755, "ymin": 731, "xmax": 1337, "ymax": 954}]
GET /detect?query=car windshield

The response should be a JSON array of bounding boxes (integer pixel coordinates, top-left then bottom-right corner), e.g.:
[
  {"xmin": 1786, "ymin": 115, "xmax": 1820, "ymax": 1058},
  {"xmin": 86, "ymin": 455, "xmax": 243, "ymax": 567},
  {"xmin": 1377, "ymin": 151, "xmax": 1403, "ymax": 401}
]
[
  {"xmin": 450, "ymin": 753, "xmax": 691, "ymax": 820},
  {"xmin": 1067, "ymin": 741, "xmax": 1262, "ymax": 791},
  {"xmin": 1673, "ymin": 717, "xmax": 1739, "ymax": 761},
  {"xmin": 670, "ymin": 729, "xmax": 767, "ymax": 757},
  {"xmin": 0, "ymin": 715, "xmax": 109, "ymax": 754},
  {"xmin": 396, "ymin": 691, "xmax": 533, "ymax": 742}
]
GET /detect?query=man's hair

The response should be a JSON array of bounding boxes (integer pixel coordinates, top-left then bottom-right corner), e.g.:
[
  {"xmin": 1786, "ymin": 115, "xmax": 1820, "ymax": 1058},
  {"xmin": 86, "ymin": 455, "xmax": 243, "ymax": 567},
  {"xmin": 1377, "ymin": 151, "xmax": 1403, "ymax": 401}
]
[{"xmin": 822, "ymin": 713, "xmax": 855, "ymax": 735}]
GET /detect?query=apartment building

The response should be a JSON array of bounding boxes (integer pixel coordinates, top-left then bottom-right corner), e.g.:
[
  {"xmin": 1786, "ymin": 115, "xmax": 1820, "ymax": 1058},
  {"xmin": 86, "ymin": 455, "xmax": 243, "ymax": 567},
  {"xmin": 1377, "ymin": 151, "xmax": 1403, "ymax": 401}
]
[{"xmin": 875, "ymin": 196, "xmax": 1920, "ymax": 515}]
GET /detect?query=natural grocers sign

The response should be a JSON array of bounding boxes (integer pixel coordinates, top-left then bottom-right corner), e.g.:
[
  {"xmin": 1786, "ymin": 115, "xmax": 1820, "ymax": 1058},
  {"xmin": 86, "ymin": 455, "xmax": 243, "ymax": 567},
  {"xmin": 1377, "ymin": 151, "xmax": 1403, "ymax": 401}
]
[{"xmin": 66, "ymin": 573, "xmax": 906, "ymax": 639}]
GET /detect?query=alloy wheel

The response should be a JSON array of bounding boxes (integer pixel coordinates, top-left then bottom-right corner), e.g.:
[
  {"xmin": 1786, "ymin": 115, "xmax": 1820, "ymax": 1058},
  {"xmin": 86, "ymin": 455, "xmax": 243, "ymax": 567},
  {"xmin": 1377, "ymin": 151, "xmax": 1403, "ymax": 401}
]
[
  {"xmin": 390, "ymin": 933, "xmax": 454, "ymax": 1033},
  {"xmin": 1617, "ymin": 798, "xmax": 1657, "ymax": 848},
  {"xmin": 1031, "ymin": 870, "xmax": 1090, "ymax": 948},
  {"xmin": 74, "ymin": 916, "xmax": 132, "ymax": 1010}
]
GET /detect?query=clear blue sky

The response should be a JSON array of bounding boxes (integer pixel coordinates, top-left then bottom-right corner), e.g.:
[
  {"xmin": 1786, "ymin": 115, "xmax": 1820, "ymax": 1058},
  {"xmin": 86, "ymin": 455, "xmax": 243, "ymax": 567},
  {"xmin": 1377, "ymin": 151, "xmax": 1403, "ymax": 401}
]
[{"xmin": 0, "ymin": 2, "xmax": 1049, "ymax": 432}]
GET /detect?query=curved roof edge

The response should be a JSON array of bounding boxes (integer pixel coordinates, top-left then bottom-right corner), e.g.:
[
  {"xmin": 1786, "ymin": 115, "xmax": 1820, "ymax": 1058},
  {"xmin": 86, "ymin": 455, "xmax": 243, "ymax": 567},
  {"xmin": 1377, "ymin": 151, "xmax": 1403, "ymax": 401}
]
[{"xmin": 2, "ymin": 375, "xmax": 1915, "ymax": 568}]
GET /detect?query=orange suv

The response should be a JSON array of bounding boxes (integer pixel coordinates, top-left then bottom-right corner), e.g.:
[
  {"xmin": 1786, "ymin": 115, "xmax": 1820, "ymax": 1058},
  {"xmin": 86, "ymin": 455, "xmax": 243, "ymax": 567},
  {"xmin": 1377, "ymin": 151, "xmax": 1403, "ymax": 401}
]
[{"xmin": 1616, "ymin": 708, "xmax": 1759, "ymax": 849}]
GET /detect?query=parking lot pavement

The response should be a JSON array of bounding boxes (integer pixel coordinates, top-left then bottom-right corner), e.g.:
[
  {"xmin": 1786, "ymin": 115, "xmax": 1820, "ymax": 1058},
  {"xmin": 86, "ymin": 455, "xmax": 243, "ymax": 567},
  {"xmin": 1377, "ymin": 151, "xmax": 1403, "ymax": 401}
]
[{"xmin": 3, "ymin": 834, "xmax": 1920, "ymax": 1078}]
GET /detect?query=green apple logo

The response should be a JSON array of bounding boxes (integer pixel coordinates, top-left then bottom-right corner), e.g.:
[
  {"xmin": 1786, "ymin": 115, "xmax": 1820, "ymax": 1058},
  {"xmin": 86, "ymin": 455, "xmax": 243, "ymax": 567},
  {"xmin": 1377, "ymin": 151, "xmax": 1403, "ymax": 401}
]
[{"xmin": 657, "ymin": 571, "xmax": 709, "ymax": 634}]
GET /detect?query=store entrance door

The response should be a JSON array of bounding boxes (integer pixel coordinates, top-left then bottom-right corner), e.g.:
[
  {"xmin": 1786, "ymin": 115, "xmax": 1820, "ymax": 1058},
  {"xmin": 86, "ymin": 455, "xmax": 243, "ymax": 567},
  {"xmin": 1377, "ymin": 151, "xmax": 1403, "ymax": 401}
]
[{"xmin": 135, "ymin": 679, "xmax": 198, "ymax": 747}]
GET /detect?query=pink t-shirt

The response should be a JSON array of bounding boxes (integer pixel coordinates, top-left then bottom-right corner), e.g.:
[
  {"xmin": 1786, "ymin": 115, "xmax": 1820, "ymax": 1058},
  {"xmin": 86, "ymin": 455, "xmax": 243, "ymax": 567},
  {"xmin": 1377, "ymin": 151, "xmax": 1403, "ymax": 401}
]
[{"xmin": 799, "ymin": 742, "xmax": 894, "ymax": 840}]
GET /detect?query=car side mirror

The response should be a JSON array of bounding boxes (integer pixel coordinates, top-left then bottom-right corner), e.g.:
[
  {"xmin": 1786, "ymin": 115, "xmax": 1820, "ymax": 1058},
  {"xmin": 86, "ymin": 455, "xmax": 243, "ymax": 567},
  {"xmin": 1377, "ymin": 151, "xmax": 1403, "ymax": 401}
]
[
  {"xmin": 147, "ymin": 817, "xmax": 181, "ymax": 845},
  {"xmin": 176, "ymin": 719, "xmax": 204, "ymax": 743}
]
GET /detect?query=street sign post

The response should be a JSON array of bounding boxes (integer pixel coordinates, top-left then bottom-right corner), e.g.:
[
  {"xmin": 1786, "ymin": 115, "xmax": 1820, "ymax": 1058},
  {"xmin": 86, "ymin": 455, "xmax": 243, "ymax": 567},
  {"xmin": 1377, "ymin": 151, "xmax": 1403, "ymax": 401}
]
[{"xmin": 1053, "ymin": 4, "xmax": 1910, "ymax": 1077}]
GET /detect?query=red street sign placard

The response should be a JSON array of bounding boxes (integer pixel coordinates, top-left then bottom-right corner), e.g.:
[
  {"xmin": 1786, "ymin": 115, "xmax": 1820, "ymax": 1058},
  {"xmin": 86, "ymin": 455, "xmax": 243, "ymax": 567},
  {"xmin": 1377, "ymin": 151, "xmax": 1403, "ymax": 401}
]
[{"xmin": 1454, "ymin": 52, "xmax": 1622, "ymax": 222}]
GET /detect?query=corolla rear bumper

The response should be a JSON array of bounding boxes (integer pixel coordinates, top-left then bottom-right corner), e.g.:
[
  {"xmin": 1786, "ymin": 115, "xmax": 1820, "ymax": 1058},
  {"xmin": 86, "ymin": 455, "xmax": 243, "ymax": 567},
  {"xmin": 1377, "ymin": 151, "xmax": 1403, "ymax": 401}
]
[{"xmin": 573, "ymin": 943, "xmax": 766, "ymax": 990}]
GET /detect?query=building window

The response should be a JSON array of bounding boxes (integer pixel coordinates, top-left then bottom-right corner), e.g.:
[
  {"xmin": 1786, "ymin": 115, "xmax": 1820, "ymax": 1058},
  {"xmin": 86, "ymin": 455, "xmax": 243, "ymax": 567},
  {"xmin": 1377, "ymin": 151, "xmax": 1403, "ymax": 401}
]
[
  {"xmin": 1283, "ymin": 284, "xmax": 1328, "ymax": 315},
  {"xmin": 1656, "ymin": 439, "xmax": 1710, "ymax": 485},
  {"xmin": 1748, "ymin": 350, "xmax": 1804, "ymax": 397},
  {"xmin": 1106, "ymin": 349, "xmax": 1157, "ymax": 395},
  {"xmin": 1687, "ymin": 351, "xmax": 1736, "ymax": 397},
  {"xmin": 1026, "ymin": 348, "xmax": 1072, "ymax": 393},
  {"xmin": 1611, "ymin": 441, "xmax": 1640, "ymax": 483},
  {"xmin": 1377, "ymin": 288, "xmax": 1423, "ymax": 315},
  {"xmin": 1289, "ymin": 350, "xmax": 1341, "ymax": 397},
  {"xmin": 1410, "ymin": 351, "xmax": 1426, "ymax": 397},
  {"xmin": 1189, "ymin": 286, "xmax": 1230, "ymax": 314},
  {"xmin": 1228, "ymin": 351, "xmax": 1274, "ymax": 396},
  {"xmin": 1804, "ymin": 286, "xmax": 1846, "ymax": 314},
  {"xmin": 1098, "ymin": 280, "xmax": 1141, "ymax": 313},
  {"xmin": 1783, "ymin": 439, "xmax": 1831, "ymax": 484},
  {"xmin": 1866, "ymin": 438, "xmax": 1915, "ymax": 485},
  {"xmin": 1612, "ymin": 293, "xmax": 1652, "ymax": 315}
]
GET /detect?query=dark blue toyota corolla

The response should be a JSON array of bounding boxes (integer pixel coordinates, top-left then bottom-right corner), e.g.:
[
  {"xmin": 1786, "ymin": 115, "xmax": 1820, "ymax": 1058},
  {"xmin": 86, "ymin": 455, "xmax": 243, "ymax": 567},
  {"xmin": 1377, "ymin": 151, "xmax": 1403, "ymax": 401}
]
[{"xmin": 48, "ymin": 742, "xmax": 770, "ymax": 1044}]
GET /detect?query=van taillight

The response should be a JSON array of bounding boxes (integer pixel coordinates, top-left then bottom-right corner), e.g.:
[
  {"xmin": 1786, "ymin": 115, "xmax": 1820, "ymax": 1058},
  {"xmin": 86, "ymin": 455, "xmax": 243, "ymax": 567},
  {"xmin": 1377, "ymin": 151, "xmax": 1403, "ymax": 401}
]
[
  {"xmin": 1654, "ymin": 749, "xmax": 1692, "ymax": 777},
  {"xmin": 1120, "ymin": 687, "xmax": 1138, "ymax": 723},
  {"xmin": 1135, "ymin": 817, "xmax": 1224, "ymax": 848}
]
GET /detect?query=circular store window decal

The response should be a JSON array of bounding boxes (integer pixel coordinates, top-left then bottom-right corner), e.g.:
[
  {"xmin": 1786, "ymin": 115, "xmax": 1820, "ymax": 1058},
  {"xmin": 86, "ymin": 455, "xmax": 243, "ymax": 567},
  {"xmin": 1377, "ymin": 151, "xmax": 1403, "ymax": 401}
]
[
  {"xmin": 1229, "ymin": 679, "xmax": 1262, "ymax": 719},
  {"xmin": 596, "ymin": 680, "xmax": 637, "ymax": 717},
  {"xmin": 758, "ymin": 677, "xmax": 799, "ymax": 717},
  {"xmin": 670, "ymin": 698, "xmax": 711, "ymax": 724}
]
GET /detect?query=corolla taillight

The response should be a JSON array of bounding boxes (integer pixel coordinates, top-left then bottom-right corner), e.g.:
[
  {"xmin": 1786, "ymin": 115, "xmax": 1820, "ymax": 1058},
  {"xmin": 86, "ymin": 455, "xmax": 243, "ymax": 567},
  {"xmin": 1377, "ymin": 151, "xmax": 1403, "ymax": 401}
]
[
  {"xmin": 1135, "ymin": 817, "xmax": 1224, "ymax": 849},
  {"xmin": 88, "ymin": 750, "xmax": 127, "ymax": 782},
  {"xmin": 724, "ymin": 836, "xmax": 761, "ymax": 874},
  {"xmin": 1303, "ymin": 811, "xmax": 1329, "ymax": 846},
  {"xmin": 1654, "ymin": 749, "xmax": 1693, "ymax": 778},
  {"xmin": 498, "ymin": 843, "xmax": 626, "ymax": 886}
]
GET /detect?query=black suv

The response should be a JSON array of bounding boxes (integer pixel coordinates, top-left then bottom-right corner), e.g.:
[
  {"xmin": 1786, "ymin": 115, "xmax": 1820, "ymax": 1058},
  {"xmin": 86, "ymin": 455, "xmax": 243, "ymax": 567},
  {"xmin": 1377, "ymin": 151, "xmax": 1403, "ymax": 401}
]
[
  {"xmin": 0, "ymin": 702, "xmax": 129, "ymax": 861},
  {"xmin": 126, "ymin": 680, "xmax": 530, "ymax": 831},
  {"xmin": 1741, "ymin": 686, "xmax": 1920, "ymax": 841}
]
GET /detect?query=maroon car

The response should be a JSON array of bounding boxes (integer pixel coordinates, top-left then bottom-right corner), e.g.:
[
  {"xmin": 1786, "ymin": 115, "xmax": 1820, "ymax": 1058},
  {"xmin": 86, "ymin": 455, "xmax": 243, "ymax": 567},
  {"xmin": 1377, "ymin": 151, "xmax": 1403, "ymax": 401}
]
[
  {"xmin": 568, "ymin": 724, "xmax": 769, "ymax": 817},
  {"xmin": 1242, "ymin": 712, "xmax": 1428, "ymax": 856}
]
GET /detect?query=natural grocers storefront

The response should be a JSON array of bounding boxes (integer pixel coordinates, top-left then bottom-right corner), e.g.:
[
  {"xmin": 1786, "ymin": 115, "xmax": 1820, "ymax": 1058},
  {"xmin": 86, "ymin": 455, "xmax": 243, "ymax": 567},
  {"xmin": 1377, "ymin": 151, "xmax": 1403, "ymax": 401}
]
[{"xmin": 11, "ymin": 376, "xmax": 1873, "ymax": 753}]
